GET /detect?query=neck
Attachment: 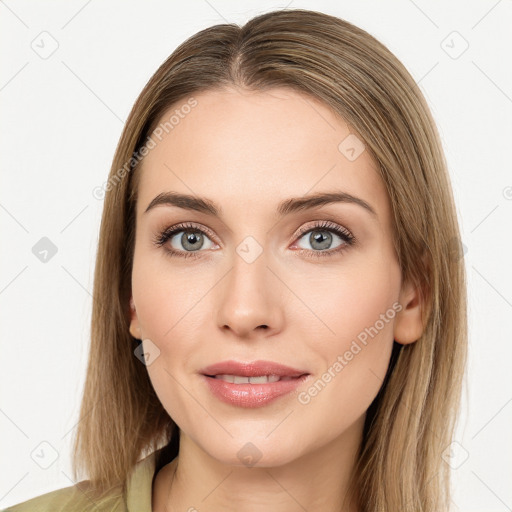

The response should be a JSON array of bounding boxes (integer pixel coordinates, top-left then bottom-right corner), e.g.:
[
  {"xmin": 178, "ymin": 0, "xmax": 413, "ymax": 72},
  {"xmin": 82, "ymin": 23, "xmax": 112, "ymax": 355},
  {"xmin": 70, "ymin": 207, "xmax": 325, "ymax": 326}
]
[{"xmin": 152, "ymin": 415, "xmax": 364, "ymax": 512}]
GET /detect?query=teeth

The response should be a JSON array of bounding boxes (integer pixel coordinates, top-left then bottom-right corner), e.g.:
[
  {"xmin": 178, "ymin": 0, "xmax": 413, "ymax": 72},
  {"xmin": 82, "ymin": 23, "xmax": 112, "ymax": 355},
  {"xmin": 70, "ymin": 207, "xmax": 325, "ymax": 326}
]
[{"xmin": 214, "ymin": 374, "xmax": 284, "ymax": 384}]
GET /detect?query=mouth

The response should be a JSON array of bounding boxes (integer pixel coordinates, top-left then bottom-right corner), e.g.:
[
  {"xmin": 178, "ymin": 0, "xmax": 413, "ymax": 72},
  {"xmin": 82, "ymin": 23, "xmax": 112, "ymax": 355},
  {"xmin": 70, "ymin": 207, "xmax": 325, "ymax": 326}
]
[
  {"xmin": 199, "ymin": 365, "xmax": 311, "ymax": 408},
  {"xmin": 199, "ymin": 359, "xmax": 310, "ymax": 382},
  {"xmin": 204, "ymin": 374, "xmax": 307, "ymax": 384}
]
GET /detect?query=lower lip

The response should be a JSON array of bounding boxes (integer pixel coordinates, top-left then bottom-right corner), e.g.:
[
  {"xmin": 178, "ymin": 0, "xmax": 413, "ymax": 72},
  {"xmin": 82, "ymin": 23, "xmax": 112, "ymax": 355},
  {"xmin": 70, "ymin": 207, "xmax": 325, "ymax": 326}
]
[{"xmin": 201, "ymin": 374, "xmax": 310, "ymax": 408}]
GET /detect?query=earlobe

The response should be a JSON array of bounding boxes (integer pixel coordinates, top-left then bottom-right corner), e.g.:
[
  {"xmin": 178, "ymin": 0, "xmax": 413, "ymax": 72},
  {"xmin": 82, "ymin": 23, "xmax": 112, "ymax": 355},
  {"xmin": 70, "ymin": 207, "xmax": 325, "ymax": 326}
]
[{"xmin": 393, "ymin": 279, "xmax": 426, "ymax": 345}]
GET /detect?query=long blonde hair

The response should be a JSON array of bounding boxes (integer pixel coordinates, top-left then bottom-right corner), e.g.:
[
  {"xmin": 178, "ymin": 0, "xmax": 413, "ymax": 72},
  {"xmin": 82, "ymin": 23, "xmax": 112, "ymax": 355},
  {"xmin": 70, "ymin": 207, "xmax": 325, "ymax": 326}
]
[{"xmin": 72, "ymin": 9, "xmax": 467, "ymax": 511}]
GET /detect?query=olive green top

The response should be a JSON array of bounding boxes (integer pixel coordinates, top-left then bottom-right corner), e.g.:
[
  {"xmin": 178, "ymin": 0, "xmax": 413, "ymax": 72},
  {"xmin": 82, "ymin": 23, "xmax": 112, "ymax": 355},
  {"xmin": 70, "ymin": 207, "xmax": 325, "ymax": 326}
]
[{"xmin": 2, "ymin": 449, "xmax": 161, "ymax": 512}]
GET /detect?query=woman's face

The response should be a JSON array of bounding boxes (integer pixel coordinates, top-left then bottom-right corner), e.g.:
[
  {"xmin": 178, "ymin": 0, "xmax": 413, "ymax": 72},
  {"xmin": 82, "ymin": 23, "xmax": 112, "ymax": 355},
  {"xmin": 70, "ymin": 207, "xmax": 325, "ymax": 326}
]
[{"xmin": 129, "ymin": 86, "xmax": 419, "ymax": 467}]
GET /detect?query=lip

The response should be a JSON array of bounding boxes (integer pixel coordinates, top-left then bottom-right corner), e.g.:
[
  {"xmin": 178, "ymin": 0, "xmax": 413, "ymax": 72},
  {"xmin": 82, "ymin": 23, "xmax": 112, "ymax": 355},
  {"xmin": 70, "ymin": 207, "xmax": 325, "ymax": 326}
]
[
  {"xmin": 199, "ymin": 360, "xmax": 311, "ymax": 408},
  {"xmin": 199, "ymin": 359, "xmax": 309, "ymax": 378}
]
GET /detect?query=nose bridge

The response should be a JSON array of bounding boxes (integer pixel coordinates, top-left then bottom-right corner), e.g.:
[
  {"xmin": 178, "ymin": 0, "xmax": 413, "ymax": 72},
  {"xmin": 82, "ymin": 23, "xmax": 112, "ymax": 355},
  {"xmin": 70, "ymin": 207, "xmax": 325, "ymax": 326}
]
[
  {"xmin": 215, "ymin": 232, "xmax": 282, "ymax": 336},
  {"xmin": 229, "ymin": 234, "xmax": 271, "ymax": 301}
]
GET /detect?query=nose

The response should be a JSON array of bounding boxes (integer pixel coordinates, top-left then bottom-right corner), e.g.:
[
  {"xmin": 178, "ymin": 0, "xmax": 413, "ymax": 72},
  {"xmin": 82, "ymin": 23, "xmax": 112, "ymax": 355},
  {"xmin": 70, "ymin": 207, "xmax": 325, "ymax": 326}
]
[{"xmin": 215, "ymin": 244, "xmax": 284, "ymax": 340}]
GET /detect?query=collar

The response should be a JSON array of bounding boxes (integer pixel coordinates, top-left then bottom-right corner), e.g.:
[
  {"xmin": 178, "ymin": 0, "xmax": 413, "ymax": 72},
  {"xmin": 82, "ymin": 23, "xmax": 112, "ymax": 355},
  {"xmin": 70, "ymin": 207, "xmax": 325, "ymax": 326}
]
[{"xmin": 125, "ymin": 448, "xmax": 163, "ymax": 511}]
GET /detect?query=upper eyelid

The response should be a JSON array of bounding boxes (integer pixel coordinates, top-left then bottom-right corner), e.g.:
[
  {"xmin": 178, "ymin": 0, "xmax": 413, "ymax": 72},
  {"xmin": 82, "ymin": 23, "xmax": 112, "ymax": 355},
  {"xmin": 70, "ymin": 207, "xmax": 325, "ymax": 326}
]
[
  {"xmin": 295, "ymin": 220, "xmax": 352, "ymax": 237},
  {"xmin": 167, "ymin": 222, "xmax": 218, "ymax": 242}
]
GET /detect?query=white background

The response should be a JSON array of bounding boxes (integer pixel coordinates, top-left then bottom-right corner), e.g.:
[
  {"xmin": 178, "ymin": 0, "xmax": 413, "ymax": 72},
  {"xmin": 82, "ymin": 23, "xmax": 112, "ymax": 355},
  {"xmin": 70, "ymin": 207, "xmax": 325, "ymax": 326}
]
[{"xmin": 1, "ymin": 1, "xmax": 511, "ymax": 510}]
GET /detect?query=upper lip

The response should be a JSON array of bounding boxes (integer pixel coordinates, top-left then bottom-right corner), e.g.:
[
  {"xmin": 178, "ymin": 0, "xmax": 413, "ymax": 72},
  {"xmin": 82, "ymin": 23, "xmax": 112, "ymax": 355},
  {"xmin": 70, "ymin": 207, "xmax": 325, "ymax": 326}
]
[{"xmin": 200, "ymin": 360, "xmax": 309, "ymax": 378}]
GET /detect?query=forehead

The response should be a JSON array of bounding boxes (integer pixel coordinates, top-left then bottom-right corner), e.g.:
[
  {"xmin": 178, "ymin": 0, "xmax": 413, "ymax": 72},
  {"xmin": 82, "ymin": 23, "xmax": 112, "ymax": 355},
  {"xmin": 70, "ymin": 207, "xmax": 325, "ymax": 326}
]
[{"xmin": 136, "ymin": 86, "xmax": 389, "ymax": 220}]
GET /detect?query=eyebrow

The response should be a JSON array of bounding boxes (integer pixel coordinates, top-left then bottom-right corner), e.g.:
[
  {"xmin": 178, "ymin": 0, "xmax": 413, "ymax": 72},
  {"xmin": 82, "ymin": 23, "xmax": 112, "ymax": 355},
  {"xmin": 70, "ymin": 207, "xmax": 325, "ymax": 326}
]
[{"xmin": 143, "ymin": 190, "xmax": 377, "ymax": 218}]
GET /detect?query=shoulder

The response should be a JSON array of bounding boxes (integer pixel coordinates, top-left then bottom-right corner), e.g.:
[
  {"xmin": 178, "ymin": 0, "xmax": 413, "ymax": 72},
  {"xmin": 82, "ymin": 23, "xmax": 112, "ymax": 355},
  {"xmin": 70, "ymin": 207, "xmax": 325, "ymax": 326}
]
[
  {"xmin": 3, "ymin": 447, "xmax": 165, "ymax": 512},
  {"xmin": 2, "ymin": 481, "xmax": 126, "ymax": 512}
]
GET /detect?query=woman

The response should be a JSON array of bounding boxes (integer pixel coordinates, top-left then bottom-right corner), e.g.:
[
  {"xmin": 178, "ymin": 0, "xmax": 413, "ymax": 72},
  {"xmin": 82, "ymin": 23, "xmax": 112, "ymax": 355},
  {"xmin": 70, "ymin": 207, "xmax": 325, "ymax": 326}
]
[{"xmin": 4, "ymin": 8, "xmax": 467, "ymax": 512}]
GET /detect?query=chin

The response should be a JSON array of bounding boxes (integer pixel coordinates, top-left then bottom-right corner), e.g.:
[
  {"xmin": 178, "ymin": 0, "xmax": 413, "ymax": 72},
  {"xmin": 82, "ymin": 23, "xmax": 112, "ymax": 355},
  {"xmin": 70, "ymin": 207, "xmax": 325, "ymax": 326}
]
[{"xmin": 195, "ymin": 434, "xmax": 302, "ymax": 469}]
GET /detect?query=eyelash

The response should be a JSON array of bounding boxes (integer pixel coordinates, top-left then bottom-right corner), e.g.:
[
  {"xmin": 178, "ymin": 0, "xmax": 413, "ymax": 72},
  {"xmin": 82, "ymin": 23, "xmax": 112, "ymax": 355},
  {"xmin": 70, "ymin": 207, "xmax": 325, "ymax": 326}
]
[{"xmin": 152, "ymin": 220, "xmax": 356, "ymax": 260}]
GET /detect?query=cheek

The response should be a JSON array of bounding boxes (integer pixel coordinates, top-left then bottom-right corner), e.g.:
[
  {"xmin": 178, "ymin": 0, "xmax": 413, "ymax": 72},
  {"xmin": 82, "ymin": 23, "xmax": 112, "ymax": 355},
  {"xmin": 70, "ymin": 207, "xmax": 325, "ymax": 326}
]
[
  {"xmin": 131, "ymin": 246, "xmax": 205, "ymax": 339},
  {"xmin": 295, "ymin": 264, "xmax": 400, "ymax": 431},
  {"xmin": 130, "ymin": 249, "xmax": 217, "ymax": 400},
  {"xmin": 131, "ymin": 254, "xmax": 205, "ymax": 424},
  {"xmin": 290, "ymin": 253, "xmax": 400, "ymax": 346}
]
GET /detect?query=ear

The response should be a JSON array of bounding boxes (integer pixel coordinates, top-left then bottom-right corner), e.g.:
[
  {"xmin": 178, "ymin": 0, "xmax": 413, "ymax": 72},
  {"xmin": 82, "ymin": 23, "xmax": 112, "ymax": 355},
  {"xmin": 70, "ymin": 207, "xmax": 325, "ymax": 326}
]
[
  {"xmin": 393, "ymin": 278, "xmax": 427, "ymax": 345},
  {"xmin": 129, "ymin": 295, "xmax": 142, "ymax": 339}
]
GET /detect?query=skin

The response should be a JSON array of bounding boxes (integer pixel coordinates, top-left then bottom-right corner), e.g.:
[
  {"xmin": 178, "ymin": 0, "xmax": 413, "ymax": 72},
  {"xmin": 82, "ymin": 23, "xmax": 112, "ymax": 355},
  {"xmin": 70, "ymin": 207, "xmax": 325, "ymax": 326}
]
[{"xmin": 128, "ymin": 86, "xmax": 424, "ymax": 512}]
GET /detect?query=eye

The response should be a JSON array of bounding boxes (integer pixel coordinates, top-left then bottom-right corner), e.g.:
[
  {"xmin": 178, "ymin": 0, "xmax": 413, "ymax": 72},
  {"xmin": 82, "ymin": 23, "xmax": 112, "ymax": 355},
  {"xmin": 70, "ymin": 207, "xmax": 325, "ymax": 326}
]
[
  {"xmin": 153, "ymin": 220, "xmax": 356, "ymax": 260},
  {"xmin": 291, "ymin": 220, "xmax": 355, "ymax": 258},
  {"xmin": 152, "ymin": 222, "xmax": 217, "ymax": 259}
]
